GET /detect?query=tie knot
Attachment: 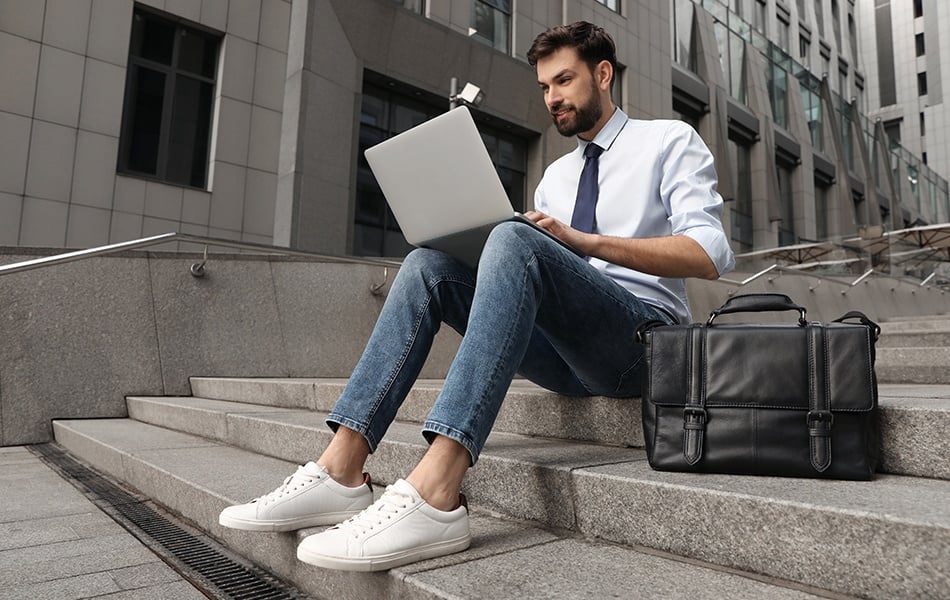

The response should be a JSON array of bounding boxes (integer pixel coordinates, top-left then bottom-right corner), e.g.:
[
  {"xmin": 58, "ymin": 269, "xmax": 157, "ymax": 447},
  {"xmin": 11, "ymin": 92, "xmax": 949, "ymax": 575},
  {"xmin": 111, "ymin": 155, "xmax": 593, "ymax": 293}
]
[{"xmin": 584, "ymin": 143, "xmax": 603, "ymax": 159}]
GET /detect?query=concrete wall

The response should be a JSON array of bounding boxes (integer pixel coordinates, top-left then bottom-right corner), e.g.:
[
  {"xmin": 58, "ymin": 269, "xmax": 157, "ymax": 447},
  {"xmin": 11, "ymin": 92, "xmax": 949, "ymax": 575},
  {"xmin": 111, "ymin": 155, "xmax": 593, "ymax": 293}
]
[
  {"xmin": 0, "ymin": 249, "xmax": 460, "ymax": 446},
  {"xmin": 275, "ymin": 0, "xmax": 671, "ymax": 254},
  {"xmin": 0, "ymin": 0, "xmax": 291, "ymax": 251}
]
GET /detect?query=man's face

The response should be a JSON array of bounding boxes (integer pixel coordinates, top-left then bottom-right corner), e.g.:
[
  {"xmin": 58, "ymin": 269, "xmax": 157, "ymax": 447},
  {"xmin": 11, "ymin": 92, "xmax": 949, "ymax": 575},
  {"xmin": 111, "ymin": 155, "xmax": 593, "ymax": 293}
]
[{"xmin": 536, "ymin": 47, "xmax": 605, "ymax": 139}]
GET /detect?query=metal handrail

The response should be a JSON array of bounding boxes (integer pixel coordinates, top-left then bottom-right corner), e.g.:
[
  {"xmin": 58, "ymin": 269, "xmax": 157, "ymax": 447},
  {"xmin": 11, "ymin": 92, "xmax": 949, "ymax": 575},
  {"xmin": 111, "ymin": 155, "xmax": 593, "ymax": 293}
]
[
  {"xmin": 719, "ymin": 262, "xmax": 946, "ymax": 294},
  {"xmin": 0, "ymin": 232, "xmax": 403, "ymax": 277}
]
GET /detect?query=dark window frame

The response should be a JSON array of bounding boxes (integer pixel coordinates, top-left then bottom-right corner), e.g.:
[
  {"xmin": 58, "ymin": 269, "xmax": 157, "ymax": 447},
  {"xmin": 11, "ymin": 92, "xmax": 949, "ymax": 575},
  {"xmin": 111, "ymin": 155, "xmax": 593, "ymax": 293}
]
[{"xmin": 117, "ymin": 6, "xmax": 222, "ymax": 189}]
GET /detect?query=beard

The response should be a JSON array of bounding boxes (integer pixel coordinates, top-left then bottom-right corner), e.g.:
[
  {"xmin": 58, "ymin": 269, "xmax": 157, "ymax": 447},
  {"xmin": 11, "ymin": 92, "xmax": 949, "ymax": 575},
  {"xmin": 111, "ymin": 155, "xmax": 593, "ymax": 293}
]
[{"xmin": 550, "ymin": 82, "xmax": 603, "ymax": 137}]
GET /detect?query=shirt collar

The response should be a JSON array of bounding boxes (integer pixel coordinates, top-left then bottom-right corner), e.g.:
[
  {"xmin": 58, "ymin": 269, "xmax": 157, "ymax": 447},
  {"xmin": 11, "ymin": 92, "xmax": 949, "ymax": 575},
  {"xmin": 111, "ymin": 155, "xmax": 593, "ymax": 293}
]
[{"xmin": 578, "ymin": 107, "xmax": 628, "ymax": 154}]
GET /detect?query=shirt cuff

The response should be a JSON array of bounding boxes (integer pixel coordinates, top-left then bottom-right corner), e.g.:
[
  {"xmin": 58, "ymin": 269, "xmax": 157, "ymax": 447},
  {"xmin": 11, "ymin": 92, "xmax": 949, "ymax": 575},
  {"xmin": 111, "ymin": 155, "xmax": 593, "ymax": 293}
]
[{"xmin": 682, "ymin": 226, "xmax": 735, "ymax": 277}]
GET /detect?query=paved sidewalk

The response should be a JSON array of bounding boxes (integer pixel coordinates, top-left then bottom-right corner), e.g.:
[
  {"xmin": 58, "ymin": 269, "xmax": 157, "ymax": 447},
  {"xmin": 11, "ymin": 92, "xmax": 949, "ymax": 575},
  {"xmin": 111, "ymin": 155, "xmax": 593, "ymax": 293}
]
[{"xmin": 0, "ymin": 446, "xmax": 205, "ymax": 600}]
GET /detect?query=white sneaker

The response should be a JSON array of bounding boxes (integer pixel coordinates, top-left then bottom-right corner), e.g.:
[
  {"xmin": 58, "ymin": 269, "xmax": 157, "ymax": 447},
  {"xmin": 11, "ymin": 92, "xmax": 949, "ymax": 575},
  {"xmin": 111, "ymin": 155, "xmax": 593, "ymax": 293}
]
[
  {"xmin": 296, "ymin": 478, "xmax": 471, "ymax": 571},
  {"xmin": 218, "ymin": 462, "xmax": 373, "ymax": 532}
]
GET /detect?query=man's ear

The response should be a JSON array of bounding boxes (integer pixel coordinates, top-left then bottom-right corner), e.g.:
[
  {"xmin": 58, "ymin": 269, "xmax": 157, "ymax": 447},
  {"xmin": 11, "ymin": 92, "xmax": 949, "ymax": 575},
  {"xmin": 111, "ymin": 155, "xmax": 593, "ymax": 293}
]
[{"xmin": 597, "ymin": 60, "xmax": 614, "ymax": 91}]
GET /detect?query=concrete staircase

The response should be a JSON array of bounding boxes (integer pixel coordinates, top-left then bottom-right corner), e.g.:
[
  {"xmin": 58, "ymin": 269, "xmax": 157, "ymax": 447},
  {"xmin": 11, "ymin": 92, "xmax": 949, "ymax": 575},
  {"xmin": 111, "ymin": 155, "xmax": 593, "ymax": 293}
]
[
  {"xmin": 876, "ymin": 317, "xmax": 950, "ymax": 384},
  {"xmin": 52, "ymin": 316, "xmax": 950, "ymax": 599}
]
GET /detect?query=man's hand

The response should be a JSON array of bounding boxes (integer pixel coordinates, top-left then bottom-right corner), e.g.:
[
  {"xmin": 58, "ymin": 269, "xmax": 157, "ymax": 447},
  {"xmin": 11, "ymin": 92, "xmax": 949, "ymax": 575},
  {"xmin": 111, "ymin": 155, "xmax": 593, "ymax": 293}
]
[
  {"xmin": 523, "ymin": 210, "xmax": 720, "ymax": 280},
  {"xmin": 523, "ymin": 210, "xmax": 593, "ymax": 253}
]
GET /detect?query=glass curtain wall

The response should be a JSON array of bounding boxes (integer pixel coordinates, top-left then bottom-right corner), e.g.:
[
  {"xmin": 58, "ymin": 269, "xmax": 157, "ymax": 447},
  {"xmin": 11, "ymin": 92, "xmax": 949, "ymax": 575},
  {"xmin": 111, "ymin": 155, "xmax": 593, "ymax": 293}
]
[{"xmin": 675, "ymin": 0, "xmax": 949, "ymax": 238}]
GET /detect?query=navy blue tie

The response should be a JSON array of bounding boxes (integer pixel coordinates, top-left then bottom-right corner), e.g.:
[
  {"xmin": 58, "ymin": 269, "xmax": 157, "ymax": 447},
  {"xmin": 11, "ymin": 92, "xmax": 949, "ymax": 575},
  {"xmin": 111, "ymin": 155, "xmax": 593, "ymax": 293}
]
[{"xmin": 570, "ymin": 143, "xmax": 603, "ymax": 233}]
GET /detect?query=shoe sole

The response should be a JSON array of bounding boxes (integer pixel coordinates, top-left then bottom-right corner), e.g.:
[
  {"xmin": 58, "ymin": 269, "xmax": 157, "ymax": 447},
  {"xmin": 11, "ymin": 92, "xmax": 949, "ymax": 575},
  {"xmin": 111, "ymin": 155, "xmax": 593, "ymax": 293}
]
[
  {"xmin": 296, "ymin": 534, "xmax": 472, "ymax": 571},
  {"xmin": 218, "ymin": 509, "xmax": 365, "ymax": 533}
]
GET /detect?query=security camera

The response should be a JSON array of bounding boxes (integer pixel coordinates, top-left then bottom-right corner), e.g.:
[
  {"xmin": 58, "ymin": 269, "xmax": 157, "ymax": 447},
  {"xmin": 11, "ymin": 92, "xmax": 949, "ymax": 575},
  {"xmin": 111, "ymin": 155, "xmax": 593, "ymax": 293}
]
[{"xmin": 458, "ymin": 82, "xmax": 485, "ymax": 106}]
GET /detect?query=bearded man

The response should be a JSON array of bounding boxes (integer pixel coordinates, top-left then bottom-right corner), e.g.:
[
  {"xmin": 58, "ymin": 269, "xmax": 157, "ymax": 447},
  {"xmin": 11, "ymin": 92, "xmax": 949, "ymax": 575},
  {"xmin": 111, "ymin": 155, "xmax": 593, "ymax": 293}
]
[{"xmin": 219, "ymin": 21, "xmax": 734, "ymax": 572}]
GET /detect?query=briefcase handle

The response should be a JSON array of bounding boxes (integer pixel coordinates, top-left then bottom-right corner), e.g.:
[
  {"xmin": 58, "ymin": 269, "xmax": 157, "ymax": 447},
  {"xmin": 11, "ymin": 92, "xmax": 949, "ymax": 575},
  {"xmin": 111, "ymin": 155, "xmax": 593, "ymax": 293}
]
[{"xmin": 707, "ymin": 293, "xmax": 807, "ymax": 326}]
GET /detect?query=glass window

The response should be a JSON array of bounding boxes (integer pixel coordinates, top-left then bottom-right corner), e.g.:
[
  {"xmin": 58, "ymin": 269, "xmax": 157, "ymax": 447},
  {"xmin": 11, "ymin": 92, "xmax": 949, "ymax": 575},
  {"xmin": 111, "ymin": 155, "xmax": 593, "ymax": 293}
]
[
  {"xmin": 831, "ymin": 0, "xmax": 842, "ymax": 49},
  {"xmin": 916, "ymin": 33, "xmax": 925, "ymax": 56},
  {"xmin": 728, "ymin": 140, "xmax": 753, "ymax": 249},
  {"xmin": 918, "ymin": 72, "xmax": 928, "ymax": 96},
  {"xmin": 777, "ymin": 164, "xmax": 796, "ymax": 245},
  {"xmin": 672, "ymin": 0, "xmax": 695, "ymax": 71},
  {"xmin": 848, "ymin": 13, "xmax": 859, "ymax": 64},
  {"xmin": 883, "ymin": 118, "xmax": 901, "ymax": 148},
  {"xmin": 839, "ymin": 100, "xmax": 853, "ymax": 169},
  {"xmin": 471, "ymin": 0, "xmax": 511, "ymax": 53},
  {"xmin": 118, "ymin": 8, "xmax": 221, "ymax": 189},
  {"xmin": 754, "ymin": 0, "xmax": 767, "ymax": 33},
  {"xmin": 814, "ymin": 0, "xmax": 824, "ymax": 35},
  {"xmin": 729, "ymin": 30, "xmax": 746, "ymax": 101},
  {"xmin": 594, "ymin": 0, "xmax": 619, "ymax": 12},
  {"xmin": 815, "ymin": 182, "xmax": 829, "ymax": 240},
  {"xmin": 777, "ymin": 19, "xmax": 790, "ymax": 53},
  {"xmin": 799, "ymin": 35, "xmax": 810, "ymax": 65},
  {"xmin": 914, "ymin": 0, "xmax": 923, "ymax": 18},
  {"xmin": 802, "ymin": 85, "xmax": 822, "ymax": 150},
  {"xmin": 393, "ymin": 0, "xmax": 425, "ymax": 13},
  {"xmin": 768, "ymin": 61, "xmax": 789, "ymax": 128}
]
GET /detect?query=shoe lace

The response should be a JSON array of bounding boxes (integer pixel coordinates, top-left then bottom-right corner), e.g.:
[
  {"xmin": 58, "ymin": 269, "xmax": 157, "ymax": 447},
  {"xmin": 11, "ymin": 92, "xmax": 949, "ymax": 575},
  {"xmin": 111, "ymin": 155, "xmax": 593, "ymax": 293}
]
[
  {"xmin": 337, "ymin": 485, "xmax": 413, "ymax": 537},
  {"xmin": 254, "ymin": 465, "xmax": 321, "ymax": 505}
]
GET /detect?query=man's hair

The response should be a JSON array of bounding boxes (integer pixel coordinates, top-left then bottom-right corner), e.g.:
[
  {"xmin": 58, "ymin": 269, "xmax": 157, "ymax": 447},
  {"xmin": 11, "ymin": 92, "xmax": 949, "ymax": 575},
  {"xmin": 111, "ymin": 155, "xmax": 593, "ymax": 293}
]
[{"xmin": 526, "ymin": 21, "xmax": 618, "ymax": 74}]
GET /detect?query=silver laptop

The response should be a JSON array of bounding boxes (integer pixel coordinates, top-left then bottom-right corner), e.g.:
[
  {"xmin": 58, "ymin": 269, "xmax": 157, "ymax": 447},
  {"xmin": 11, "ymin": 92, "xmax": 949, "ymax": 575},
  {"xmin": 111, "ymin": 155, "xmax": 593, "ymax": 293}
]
[{"xmin": 364, "ymin": 106, "xmax": 580, "ymax": 268}]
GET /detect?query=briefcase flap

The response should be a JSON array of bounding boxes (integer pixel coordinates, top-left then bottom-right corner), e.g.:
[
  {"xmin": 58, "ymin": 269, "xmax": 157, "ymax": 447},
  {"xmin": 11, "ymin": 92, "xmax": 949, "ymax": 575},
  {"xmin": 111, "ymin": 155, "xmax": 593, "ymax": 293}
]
[{"xmin": 645, "ymin": 323, "xmax": 875, "ymax": 412}]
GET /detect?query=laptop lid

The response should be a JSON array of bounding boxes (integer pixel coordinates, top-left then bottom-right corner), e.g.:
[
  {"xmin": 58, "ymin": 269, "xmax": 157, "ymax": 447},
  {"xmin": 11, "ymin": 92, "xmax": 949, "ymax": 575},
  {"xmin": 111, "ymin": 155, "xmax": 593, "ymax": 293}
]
[{"xmin": 364, "ymin": 106, "xmax": 516, "ymax": 246}]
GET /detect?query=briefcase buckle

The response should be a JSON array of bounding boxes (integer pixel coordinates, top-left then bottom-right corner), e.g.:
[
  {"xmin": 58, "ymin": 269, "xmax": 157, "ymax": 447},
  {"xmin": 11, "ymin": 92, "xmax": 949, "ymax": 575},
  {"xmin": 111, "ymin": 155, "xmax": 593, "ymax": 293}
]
[
  {"xmin": 683, "ymin": 406, "xmax": 708, "ymax": 430},
  {"xmin": 807, "ymin": 410, "xmax": 834, "ymax": 437}
]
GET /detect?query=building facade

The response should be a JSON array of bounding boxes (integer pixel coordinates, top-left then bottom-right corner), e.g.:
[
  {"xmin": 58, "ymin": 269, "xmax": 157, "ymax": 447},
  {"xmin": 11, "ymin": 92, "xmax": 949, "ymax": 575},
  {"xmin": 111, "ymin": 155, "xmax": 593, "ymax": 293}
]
[
  {"xmin": 0, "ymin": 0, "xmax": 946, "ymax": 262},
  {"xmin": 855, "ymin": 0, "xmax": 950, "ymax": 208}
]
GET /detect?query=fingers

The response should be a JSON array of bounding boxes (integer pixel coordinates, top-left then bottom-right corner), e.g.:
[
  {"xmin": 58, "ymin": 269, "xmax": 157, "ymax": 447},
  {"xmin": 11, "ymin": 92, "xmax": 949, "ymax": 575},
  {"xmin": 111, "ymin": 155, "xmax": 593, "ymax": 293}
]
[
  {"xmin": 523, "ymin": 210, "xmax": 545, "ymax": 223},
  {"xmin": 524, "ymin": 211, "xmax": 560, "ymax": 231}
]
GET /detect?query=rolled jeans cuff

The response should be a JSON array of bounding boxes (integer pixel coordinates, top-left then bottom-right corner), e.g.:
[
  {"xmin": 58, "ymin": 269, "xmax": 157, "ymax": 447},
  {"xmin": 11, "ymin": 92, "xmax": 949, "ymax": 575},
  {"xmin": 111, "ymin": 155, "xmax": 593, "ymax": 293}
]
[
  {"xmin": 326, "ymin": 413, "xmax": 380, "ymax": 454},
  {"xmin": 421, "ymin": 420, "xmax": 480, "ymax": 465}
]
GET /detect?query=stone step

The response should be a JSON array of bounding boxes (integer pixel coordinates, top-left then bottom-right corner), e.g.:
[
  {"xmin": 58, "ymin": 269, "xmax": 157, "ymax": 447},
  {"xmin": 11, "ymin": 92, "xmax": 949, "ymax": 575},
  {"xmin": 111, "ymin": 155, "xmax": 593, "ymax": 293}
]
[
  {"xmin": 879, "ymin": 316, "xmax": 950, "ymax": 331},
  {"xmin": 877, "ymin": 317, "xmax": 950, "ymax": 347},
  {"xmin": 181, "ymin": 379, "xmax": 950, "ymax": 480},
  {"xmin": 875, "ymin": 347, "xmax": 950, "ymax": 384},
  {"xmin": 53, "ymin": 417, "xmax": 949, "ymax": 599},
  {"xmin": 189, "ymin": 377, "xmax": 643, "ymax": 446},
  {"xmin": 876, "ymin": 329, "xmax": 950, "ymax": 347}
]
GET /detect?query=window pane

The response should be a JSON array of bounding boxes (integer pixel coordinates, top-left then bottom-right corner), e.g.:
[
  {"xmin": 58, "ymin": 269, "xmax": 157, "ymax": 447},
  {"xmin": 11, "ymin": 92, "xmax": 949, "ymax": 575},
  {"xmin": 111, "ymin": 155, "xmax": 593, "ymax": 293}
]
[
  {"xmin": 131, "ymin": 12, "xmax": 175, "ymax": 65},
  {"xmin": 177, "ymin": 29, "xmax": 218, "ymax": 78},
  {"xmin": 126, "ymin": 66, "xmax": 167, "ymax": 175},
  {"xmin": 361, "ymin": 94, "xmax": 389, "ymax": 128},
  {"xmin": 166, "ymin": 76, "xmax": 214, "ymax": 187},
  {"xmin": 392, "ymin": 103, "xmax": 429, "ymax": 133},
  {"xmin": 472, "ymin": 1, "xmax": 509, "ymax": 52}
]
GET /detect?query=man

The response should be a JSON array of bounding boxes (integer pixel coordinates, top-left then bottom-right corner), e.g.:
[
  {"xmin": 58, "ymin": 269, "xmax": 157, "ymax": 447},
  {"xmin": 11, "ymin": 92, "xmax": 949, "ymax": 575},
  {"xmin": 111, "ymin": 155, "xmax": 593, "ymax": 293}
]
[{"xmin": 219, "ymin": 21, "xmax": 734, "ymax": 572}]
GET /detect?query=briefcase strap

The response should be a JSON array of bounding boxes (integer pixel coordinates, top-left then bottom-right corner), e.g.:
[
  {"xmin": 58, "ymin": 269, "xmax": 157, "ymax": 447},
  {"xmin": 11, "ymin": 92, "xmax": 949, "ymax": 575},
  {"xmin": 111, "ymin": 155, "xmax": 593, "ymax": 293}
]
[
  {"xmin": 807, "ymin": 324, "xmax": 833, "ymax": 472},
  {"xmin": 683, "ymin": 324, "xmax": 707, "ymax": 465}
]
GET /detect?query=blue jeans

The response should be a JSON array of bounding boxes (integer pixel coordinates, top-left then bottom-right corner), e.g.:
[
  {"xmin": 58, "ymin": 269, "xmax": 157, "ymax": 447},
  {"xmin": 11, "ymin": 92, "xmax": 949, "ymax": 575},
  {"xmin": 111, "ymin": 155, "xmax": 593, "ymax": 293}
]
[{"xmin": 327, "ymin": 222, "xmax": 674, "ymax": 464}]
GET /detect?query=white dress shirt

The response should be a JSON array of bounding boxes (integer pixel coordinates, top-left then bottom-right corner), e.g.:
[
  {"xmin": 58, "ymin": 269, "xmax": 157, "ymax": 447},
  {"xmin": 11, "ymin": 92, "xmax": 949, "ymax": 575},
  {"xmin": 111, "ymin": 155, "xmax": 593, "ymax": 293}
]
[{"xmin": 534, "ymin": 108, "xmax": 735, "ymax": 323}]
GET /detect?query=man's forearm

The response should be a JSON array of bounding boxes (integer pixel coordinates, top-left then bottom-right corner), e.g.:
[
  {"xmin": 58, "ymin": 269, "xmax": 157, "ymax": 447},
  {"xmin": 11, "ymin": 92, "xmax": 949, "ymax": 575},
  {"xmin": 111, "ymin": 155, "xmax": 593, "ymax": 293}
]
[
  {"xmin": 524, "ymin": 210, "xmax": 720, "ymax": 280},
  {"xmin": 583, "ymin": 233, "xmax": 720, "ymax": 280}
]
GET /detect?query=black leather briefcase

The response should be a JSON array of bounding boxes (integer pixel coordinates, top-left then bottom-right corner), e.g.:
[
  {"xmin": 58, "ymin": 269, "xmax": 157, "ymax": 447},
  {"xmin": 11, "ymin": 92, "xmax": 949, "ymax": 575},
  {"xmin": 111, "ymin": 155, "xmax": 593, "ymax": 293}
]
[{"xmin": 639, "ymin": 293, "xmax": 880, "ymax": 480}]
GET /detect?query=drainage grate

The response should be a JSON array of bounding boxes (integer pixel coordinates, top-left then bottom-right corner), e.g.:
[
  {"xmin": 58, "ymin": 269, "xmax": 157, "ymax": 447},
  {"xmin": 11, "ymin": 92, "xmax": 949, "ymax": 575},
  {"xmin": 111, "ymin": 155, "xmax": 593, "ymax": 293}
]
[{"xmin": 30, "ymin": 443, "xmax": 309, "ymax": 600}]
